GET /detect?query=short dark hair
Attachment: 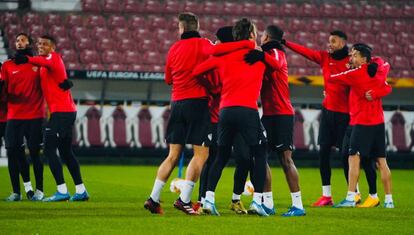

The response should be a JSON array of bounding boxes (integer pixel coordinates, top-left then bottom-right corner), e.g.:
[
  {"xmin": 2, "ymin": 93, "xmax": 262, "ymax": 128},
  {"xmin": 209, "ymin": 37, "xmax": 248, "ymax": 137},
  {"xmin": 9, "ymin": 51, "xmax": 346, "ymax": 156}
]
[
  {"xmin": 233, "ymin": 18, "xmax": 255, "ymax": 41},
  {"xmin": 16, "ymin": 33, "xmax": 33, "ymax": 45},
  {"xmin": 352, "ymin": 43, "xmax": 372, "ymax": 62},
  {"xmin": 266, "ymin": 25, "xmax": 284, "ymax": 41},
  {"xmin": 39, "ymin": 35, "xmax": 56, "ymax": 45},
  {"xmin": 216, "ymin": 26, "xmax": 234, "ymax": 43},
  {"xmin": 330, "ymin": 30, "xmax": 347, "ymax": 40},
  {"xmin": 178, "ymin": 12, "xmax": 199, "ymax": 32}
]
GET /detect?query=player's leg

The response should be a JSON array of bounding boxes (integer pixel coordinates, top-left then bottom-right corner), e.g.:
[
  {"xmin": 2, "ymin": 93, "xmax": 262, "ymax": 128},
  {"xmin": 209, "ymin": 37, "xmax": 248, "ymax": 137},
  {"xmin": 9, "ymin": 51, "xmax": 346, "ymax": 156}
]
[
  {"xmin": 248, "ymin": 143, "xmax": 268, "ymax": 216},
  {"xmin": 43, "ymin": 113, "xmax": 70, "ymax": 202},
  {"xmin": 25, "ymin": 118, "xmax": 44, "ymax": 200},
  {"xmin": 358, "ymin": 157, "xmax": 379, "ymax": 208},
  {"xmin": 5, "ymin": 120, "xmax": 32, "ymax": 200}
]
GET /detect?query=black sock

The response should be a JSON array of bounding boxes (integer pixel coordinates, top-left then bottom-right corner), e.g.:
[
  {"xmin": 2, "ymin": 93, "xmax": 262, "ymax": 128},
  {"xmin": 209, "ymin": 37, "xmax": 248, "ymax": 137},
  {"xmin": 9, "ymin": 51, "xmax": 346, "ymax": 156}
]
[
  {"xmin": 319, "ymin": 144, "xmax": 331, "ymax": 186},
  {"xmin": 206, "ymin": 145, "xmax": 231, "ymax": 192},
  {"xmin": 198, "ymin": 143, "xmax": 217, "ymax": 201},
  {"xmin": 58, "ymin": 136, "xmax": 83, "ymax": 185},
  {"xmin": 7, "ymin": 148, "xmax": 21, "ymax": 194},
  {"xmin": 29, "ymin": 147, "xmax": 44, "ymax": 192},
  {"xmin": 250, "ymin": 144, "xmax": 267, "ymax": 193},
  {"xmin": 44, "ymin": 132, "xmax": 65, "ymax": 185},
  {"xmin": 233, "ymin": 157, "xmax": 251, "ymax": 195},
  {"xmin": 362, "ymin": 157, "xmax": 377, "ymax": 195}
]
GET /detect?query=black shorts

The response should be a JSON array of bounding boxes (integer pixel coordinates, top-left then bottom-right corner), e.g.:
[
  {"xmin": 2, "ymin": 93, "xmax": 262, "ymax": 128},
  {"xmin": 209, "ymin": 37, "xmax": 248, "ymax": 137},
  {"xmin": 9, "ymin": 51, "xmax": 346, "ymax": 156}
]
[
  {"xmin": 0, "ymin": 121, "xmax": 6, "ymax": 147},
  {"xmin": 45, "ymin": 112, "xmax": 76, "ymax": 141},
  {"xmin": 349, "ymin": 124, "xmax": 386, "ymax": 158},
  {"xmin": 218, "ymin": 106, "xmax": 266, "ymax": 146},
  {"xmin": 262, "ymin": 115, "xmax": 294, "ymax": 152},
  {"xmin": 318, "ymin": 108, "xmax": 350, "ymax": 148},
  {"xmin": 5, "ymin": 118, "xmax": 44, "ymax": 149},
  {"xmin": 166, "ymin": 98, "xmax": 211, "ymax": 146}
]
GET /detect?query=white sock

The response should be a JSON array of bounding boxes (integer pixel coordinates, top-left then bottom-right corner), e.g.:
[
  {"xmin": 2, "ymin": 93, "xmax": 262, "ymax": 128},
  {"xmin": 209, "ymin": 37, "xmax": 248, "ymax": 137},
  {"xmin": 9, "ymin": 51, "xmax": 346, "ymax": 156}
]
[
  {"xmin": 150, "ymin": 179, "xmax": 165, "ymax": 203},
  {"xmin": 57, "ymin": 183, "xmax": 68, "ymax": 194},
  {"xmin": 205, "ymin": 191, "xmax": 215, "ymax": 204},
  {"xmin": 369, "ymin": 193, "xmax": 378, "ymax": 199},
  {"xmin": 346, "ymin": 191, "xmax": 356, "ymax": 201},
  {"xmin": 385, "ymin": 194, "xmax": 393, "ymax": 203},
  {"xmin": 23, "ymin": 182, "xmax": 33, "ymax": 193},
  {"xmin": 263, "ymin": 192, "xmax": 274, "ymax": 209},
  {"xmin": 253, "ymin": 193, "xmax": 262, "ymax": 205},
  {"xmin": 322, "ymin": 185, "xmax": 332, "ymax": 197},
  {"xmin": 291, "ymin": 191, "xmax": 303, "ymax": 210},
  {"xmin": 179, "ymin": 180, "xmax": 195, "ymax": 203},
  {"xmin": 35, "ymin": 189, "xmax": 44, "ymax": 197},
  {"xmin": 75, "ymin": 183, "xmax": 86, "ymax": 194},
  {"xmin": 201, "ymin": 197, "xmax": 205, "ymax": 205},
  {"xmin": 232, "ymin": 193, "xmax": 241, "ymax": 201},
  {"xmin": 356, "ymin": 184, "xmax": 360, "ymax": 194}
]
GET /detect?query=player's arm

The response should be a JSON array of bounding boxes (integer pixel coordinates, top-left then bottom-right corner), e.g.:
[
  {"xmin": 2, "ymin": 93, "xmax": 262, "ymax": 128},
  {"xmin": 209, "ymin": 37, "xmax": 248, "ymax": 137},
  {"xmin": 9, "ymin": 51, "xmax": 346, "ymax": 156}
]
[
  {"xmin": 164, "ymin": 56, "xmax": 173, "ymax": 85},
  {"xmin": 284, "ymin": 40, "xmax": 323, "ymax": 65},
  {"xmin": 366, "ymin": 80, "xmax": 392, "ymax": 101},
  {"xmin": 211, "ymin": 40, "xmax": 255, "ymax": 56},
  {"xmin": 192, "ymin": 57, "xmax": 219, "ymax": 78},
  {"xmin": 0, "ymin": 64, "xmax": 8, "ymax": 92},
  {"xmin": 330, "ymin": 67, "xmax": 361, "ymax": 86},
  {"xmin": 262, "ymin": 51, "xmax": 284, "ymax": 70},
  {"xmin": 27, "ymin": 54, "xmax": 54, "ymax": 69}
]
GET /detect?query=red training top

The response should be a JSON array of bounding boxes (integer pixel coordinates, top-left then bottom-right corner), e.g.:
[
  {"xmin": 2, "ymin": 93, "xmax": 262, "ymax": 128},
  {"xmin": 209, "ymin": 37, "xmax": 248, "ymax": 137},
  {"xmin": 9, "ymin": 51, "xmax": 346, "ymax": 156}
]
[
  {"xmin": 330, "ymin": 57, "xmax": 391, "ymax": 125},
  {"xmin": 28, "ymin": 52, "xmax": 76, "ymax": 113},
  {"xmin": 261, "ymin": 45, "xmax": 294, "ymax": 116},
  {"xmin": 285, "ymin": 41, "xmax": 350, "ymax": 113},
  {"xmin": 165, "ymin": 35, "xmax": 213, "ymax": 101},
  {"xmin": 0, "ymin": 59, "xmax": 45, "ymax": 120}
]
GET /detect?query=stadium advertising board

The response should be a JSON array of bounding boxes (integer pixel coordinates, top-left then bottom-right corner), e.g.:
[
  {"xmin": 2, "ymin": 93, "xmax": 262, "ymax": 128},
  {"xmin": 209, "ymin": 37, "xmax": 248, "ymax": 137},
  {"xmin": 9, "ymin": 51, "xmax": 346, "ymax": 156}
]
[{"xmin": 67, "ymin": 70, "xmax": 165, "ymax": 81}]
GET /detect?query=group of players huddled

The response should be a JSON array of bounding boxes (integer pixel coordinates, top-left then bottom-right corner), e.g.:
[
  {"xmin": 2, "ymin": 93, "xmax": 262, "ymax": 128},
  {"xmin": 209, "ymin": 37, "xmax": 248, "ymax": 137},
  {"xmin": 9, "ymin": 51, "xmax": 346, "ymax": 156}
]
[
  {"xmin": 144, "ymin": 12, "xmax": 394, "ymax": 217},
  {"xmin": 0, "ymin": 34, "xmax": 89, "ymax": 202}
]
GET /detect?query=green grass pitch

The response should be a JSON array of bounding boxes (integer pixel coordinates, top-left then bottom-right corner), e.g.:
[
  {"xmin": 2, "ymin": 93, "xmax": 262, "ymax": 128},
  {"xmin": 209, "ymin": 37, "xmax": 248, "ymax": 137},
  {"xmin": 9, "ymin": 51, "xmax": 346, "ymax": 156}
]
[{"xmin": 0, "ymin": 165, "xmax": 413, "ymax": 234}]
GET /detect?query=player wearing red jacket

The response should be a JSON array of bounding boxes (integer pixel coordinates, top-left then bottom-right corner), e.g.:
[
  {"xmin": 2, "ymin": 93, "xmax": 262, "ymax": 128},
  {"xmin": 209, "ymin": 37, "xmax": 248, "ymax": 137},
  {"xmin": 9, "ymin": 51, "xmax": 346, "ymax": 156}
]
[
  {"xmin": 284, "ymin": 31, "xmax": 351, "ymax": 206},
  {"xmin": 260, "ymin": 25, "xmax": 305, "ymax": 216},
  {"xmin": 330, "ymin": 44, "xmax": 393, "ymax": 208},
  {"xmin": 0, "ymin": 62, "xmax": 6, "ymax": 160},
  {"xmin": 15, "ymin": 35, "xmax": 88, "ymax": 202},
  {"xmin": 0, "ymin": 33, "xmax": 45, "ymax": 201},
  {"xmin": 145, "ymin": 13, "xmax": 213, "ymax": 215},
  {"xmin": 192, "ymin": 19, "xmax": 284, "ymax": 217}
]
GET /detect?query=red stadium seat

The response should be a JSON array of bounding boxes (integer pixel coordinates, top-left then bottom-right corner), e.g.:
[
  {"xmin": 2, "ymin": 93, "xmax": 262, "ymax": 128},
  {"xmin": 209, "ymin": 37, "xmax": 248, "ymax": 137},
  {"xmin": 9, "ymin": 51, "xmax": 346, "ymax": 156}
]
[
  {"xmin": 102, "ymin": 50, "xmax": 121, "ymax": 64},
  {"xmin": 410, "ymin": 57, "xmax": 414, "ymax": 68},
  {"xmin": 97, "ymin": 38, "xmax": 115, "ymax": 51},
  {"xmin": 390, "ymin": 20, "xmax": 407, "ymax": 33},
  {"xmin": 361, "ymin": 4, "xmax": 380, "ymax": 18},
  {"xmin": 44, "ymin": 13, "xmax": 62, "ymax": 26},
  {"xmin": 262, "ymin": 3, "xmax": 278, "ymax": 16},
  {"xmin": 309, "ymin": 19, "xmax": 326, "ymax": 33},
  {"xmin": 82, "ymin": 0, "xmax": 101, "ymax": 12},
  {"xmin": 397, "ymin": 32, "xmax": 414, "ymax": 46},
  {"xmin": 103, "ymin": 0, "xmax": 124, "ymax": 13},
  {"xmin": 203, "ymin": 1, "xmax": 222, "ymax": 15},
  {"xmin": 381, "ymin": 4, "xmax": 402, "ymax": 18},
  {"xmin": 124, "ymin": 0, "xmax": 142, "ymax": 13},
  {"xmin": 160, "ymin": 39, "xmax": 174, "ymax": 53},
  {"xmin": 56, "ymin": 37, "xmax": 73, "ymax": 50},
  {"xmin": 294, "ymin": 32, "xmax": 313, "ymax": 45},
  {"xmin": 355, "ymin": 32, "xmax": 376, "ymax": 43},
  {"xmin": 107, "ymin": 64, "xmax": 128, "ymax": 72},
  {"xmin": 270, "ymin": 18, "xmax": 285, "ymax": 29},
  {"xmin": 342, "ymin": 3, "xmax": 359, "ymax": 18},
  {"xmin": 49, "ymin": 25, "xmax": 68, "ymax": 38},
  {"xmin": 302, "ymin": 3, "xmax": 319, "ymax": 17},
  {"xmin": 119, "ymin": 38, "xmax": 137, "ymax": 52},
  {"xmin": 124, "ymin": 51, "xmax": 140, "ymax": 65},
  {"xmin": 242, "ymin": 2, "xmax": 262, "ymax": 16},
  {"xmin": 132, "ymin": 28, "xmax": 153, "ymax": 41},
  {"xmin": 395, "ymin": 70, "xmax": 412, "ymax": 78},
  {"xmin": 153, "ymin": 29, "xmax": 169, "ymax": 41},
  {"xmin": 223, "ymin": 2, "xmax": 243, "ymax": 16},
  {"xmin": 91, "ymin": 27, "xmax": 111, "ymax": 40},
  {"xmin": 383, "ymin": 44, "xmax": 402, "ymax": 56},
  {"xmin": 350, "ymin": 20, "xmax": 369, "ymax": 33},
  {"xmin": 406, "ymin": 45, "xmax": 414, "ymax": 57},
  {"xmin": 143, "ymin": 51, "xmax": 161, "ymax": 65},
  {"xmin": 22, "ymin": 12, "xmax": 42, "ymax": 26},
  {"xmin": 144, "ymin": 0, "xmax": 162, "ymax": 14},
  {"xmin": 402, "ymin": 5, "xmax": 414, "ymax": 18},
  {"xmin": 149, "ymin": 65, "xmax": 164, "ymax": 72},
  {"xmin": 287, "ymin": 18, "xmax": 305, "ymax": 33},
  {"xmin": 107, "ymin": 15, "xmax": 126, "ymax": 29},
  {"xmin": 128, "ymin": 64, "xmax": 149, "ymax": 72},
  {"xmin": 84, "ymin": 63, "xmax": 105, "ymax": 70},
  {"xmin": 80, "ymin": 50, "xmax": 100, "ymax": 64},
  {"xmin": 390, "ymin": 55, "xmax": 410, "ymax": 69},
  {"xmin": 313, "ymin": 31, "xmax": 329, "ymax": 46},
  {"xmin": 66, "ymin": 14, "xmax": 83, "ymax": 28},
  {"xmin": 148, "ymin": 15, "xmax": 167, "ymax": 29},
  {"xmin": 377, "ymin": 32, "xmax": 396, "ymax": 45},
  {"xmin": 139, "ymin": 39, "xmax": 157, "ymax": 53},
  {"xmin": 112, "ymin": 27, "xmax": 131, "ymax": 40},
  {"xmin": 60, "ymin": 49, "xmax": 78, "ymax": 63},
  {"xmin": 76, "ymin": 37, "xmax": 95, "ymax": 50},
  {"xmin": 71, "ymin": 27, "xmax": 90, "ymax": 40},
  {"xmin": 251, "ymin": 18, "xmax": 265, "ymax": 31},
  {"xmin": 371, "ymin": 20, "xmax": 389, "ymax": 33},
  {"xmin": 163, "ymin": 0, "xmax": 182, "ymax": 14},
  {"xmin": 320, "ymin": 3, "xmax": 343, "ymax": 17},
  {"xmin": 65, "ymin": 62, "xmax": 83, "ymax": 70},
  {"xmin": 1, "ymin": 12, "xmax": 19, "ymax": 27},
  {"xmin": 28, "ymin": 25, "xmax": 46, "ymax": 39},
  {"xmin": 280, "ymin": 3, "xmax": 299, "ymax": 17},
  {"xmin": 183, "ymin": 1, "xmax": 202, "ymax": 14},
  {"xmin": 327, "ymin": 19, "xmax": 348, "ymax": 32},
  {"xmin": 129, "ymin": 16, "xmax": 147, "ymax": 29},
  {"xmin": 86, "ymin": 15, "xmax": 106, "ymax": 28}
]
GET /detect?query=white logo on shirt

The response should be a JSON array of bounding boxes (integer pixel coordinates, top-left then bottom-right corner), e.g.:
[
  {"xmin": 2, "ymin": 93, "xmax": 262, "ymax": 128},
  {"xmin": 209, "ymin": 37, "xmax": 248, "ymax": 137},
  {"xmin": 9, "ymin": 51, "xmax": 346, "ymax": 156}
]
[{"xmin": 12, "ymin": 71, "xmax": 19, "ymax": 74}]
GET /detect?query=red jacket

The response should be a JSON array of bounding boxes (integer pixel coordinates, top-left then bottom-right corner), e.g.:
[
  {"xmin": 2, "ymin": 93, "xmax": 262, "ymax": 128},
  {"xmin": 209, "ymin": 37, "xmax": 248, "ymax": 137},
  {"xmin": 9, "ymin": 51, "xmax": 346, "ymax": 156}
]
[
  {"xmin": 0, "ymin": 72, "xmax": 7, "ymax": 122},
  {"xmin": 28, "ymin": 52, "xmax": 76, "ymax": 113},
  {"xmin": 0, "ymin": 59, "xmax": 45, "ymax": 120},
  {"xmin": 198, "ymin": 70, "xmax": 221, "ymax": 124},
  {"xmin": 330, "ymin": 57, "xmax": 391, "ymax": 125},
  {"xmin": 261, "ymin": 42, "xmax": 294, "ymax": 116},
  {"xmin": 192, "ymin": 40, "xmax": 282, "ymax": 110},
  {"xmin": 165, "ymin": 35, "xmax": 213, "ymax": 101},
  {"xmin": 285, "ymin": 41, "xmax": 350, "ymax": 113}
]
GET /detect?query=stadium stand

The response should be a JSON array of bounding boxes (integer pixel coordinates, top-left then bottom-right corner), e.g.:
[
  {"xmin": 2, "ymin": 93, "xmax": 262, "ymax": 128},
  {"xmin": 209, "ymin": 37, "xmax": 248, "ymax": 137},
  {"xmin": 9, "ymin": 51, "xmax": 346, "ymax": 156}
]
[{"xmin": 0, "ymin": 0, "xmax": 413, "ymax": 78}]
